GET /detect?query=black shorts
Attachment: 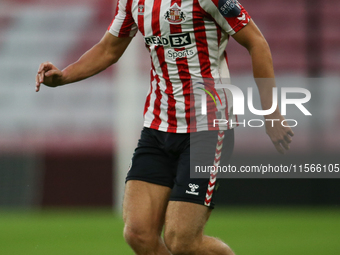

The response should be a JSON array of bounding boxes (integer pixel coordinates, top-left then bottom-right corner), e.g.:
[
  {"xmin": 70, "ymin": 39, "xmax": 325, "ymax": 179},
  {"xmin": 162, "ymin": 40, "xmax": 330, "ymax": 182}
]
[{"xmin": 126, "ymin": 127, "xmax": 234, "ymax": 208}]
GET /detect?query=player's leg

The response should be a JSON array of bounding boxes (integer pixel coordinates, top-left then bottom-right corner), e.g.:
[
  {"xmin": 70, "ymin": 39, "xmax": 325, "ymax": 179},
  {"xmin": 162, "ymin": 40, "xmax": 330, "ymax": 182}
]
[
  {"xmin": 122, "ymin": 128, "xmax": 178, "ymax": 254},
  {"xmin": 164, "ymin": 201, "xmax": 235, "ymax": 255},
  {"xmin": 164, "ymin": 129, "xmax": 235, "ymax": 254},
  {"xmin": 123, "ymin": 180, "xmax": 172, "ymax": 255}
]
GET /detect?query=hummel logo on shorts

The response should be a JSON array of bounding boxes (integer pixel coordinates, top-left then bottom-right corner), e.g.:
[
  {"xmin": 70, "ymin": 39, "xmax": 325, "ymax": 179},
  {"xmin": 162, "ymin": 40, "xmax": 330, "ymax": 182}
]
[{"xmin": 185, "ymin": 183, "xmax": 199, "ymax": 195}]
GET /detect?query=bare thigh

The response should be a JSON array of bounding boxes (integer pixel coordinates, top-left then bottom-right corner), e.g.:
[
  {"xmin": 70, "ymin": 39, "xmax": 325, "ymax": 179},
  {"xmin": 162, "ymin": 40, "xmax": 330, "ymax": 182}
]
[
  {"xmin": 123, "ymin": 180, "xmax": 172, "ymax": 236},
  {"xmin": 164, "ymin": 201, "xmax": 211, "ymax": 244},
  {"xmin": 164, "ymin": 201, "xmax": 236, "ymax": 255}
]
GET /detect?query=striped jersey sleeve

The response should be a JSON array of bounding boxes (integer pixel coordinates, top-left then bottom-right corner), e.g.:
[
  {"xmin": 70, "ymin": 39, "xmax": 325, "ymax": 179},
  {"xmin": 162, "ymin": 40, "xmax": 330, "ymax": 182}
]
[
  {"xmin": 108, "ymin": 0, "xmax": 138, "ymax": 37},
  {"xmin": 199, "ymin": 0, "xmax": 251, "ymax": 35}
]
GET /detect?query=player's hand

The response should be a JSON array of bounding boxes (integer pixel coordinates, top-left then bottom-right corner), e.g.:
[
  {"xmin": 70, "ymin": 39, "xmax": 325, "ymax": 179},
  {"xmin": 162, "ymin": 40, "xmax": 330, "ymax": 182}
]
[
  {"xmin": 265, "ymin": 113, "xmax": 294, "ymax": 154},
  {"xmin": 36, "ymin": 62, "xmax": 63, "ymax": 92}
]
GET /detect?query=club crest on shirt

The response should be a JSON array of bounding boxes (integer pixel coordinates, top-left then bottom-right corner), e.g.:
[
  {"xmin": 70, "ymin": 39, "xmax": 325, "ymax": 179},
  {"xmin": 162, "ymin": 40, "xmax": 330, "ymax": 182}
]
[
  {"xmin": 164, "ymin": 3, "xmax": 186, "ymax": 24},
  {"xmin": 138, "ymin": 4, "xmax": 144, "ymax": 15}
]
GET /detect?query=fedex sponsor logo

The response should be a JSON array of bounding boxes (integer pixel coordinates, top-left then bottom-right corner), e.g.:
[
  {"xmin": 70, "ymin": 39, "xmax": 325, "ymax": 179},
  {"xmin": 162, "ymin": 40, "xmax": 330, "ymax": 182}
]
[{"xmin": 144, "ymin": 33, "xmax": 192, "ymax": 47}]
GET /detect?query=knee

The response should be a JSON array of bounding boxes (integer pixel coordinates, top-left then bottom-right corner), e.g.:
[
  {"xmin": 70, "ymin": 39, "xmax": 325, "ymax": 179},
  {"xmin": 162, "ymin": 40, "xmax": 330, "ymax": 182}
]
[
  {"xmin": 123, "ymin": 225, "xmax": 159, "ymax": 250},
  {"xmin": 164, "ymin": 229, "xmax": 199, "ymax": 255}
]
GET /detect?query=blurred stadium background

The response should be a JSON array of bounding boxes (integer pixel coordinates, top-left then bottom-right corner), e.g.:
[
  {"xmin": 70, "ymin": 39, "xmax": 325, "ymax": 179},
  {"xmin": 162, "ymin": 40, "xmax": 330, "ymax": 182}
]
[{"xmin": 0, "ymin": 0, "xmax": 339, "ymax": 254}]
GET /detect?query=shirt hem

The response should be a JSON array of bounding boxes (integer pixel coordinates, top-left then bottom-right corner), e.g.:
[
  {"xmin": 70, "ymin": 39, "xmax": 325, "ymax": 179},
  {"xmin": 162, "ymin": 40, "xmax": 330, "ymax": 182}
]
[{"xmin": 144, "ymin": 122, "xmax": 236, "ymax": 133}]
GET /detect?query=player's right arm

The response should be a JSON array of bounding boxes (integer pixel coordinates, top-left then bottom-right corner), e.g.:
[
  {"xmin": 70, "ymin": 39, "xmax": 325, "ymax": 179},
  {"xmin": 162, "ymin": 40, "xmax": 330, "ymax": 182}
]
[{"xmin": 35, "ymin": 32, "xmax": 132, "ymax": 92}]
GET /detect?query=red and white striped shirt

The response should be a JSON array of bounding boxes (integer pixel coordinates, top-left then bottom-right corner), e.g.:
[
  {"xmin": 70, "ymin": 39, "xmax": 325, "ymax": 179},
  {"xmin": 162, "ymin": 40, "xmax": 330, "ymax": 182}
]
[{"xmin": 108, "ymin": 0, "xmax": 250, "ymax": 133}]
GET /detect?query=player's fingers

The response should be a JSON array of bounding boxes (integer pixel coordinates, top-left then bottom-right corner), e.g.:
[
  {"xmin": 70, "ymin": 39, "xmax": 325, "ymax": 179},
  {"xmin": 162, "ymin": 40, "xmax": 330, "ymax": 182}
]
[
  {"xmin": 37, "ymin": 63, "xmax": 44, "ymax": 73},
  {"xmin": 37, "ymin": 62, "xmax": 47, "ymax": 74},
  {"xmin": 284, "ymin": 134, "xmax": 292, "ymax": 144},
  {"xmin": 287, "ymin": 129, "xmax": 294, "ymax": 137},
  {"xmin": 35, "ymin": 74, "xmax": 40, "ymax": 92},
  {"xmin": 280, "ymin": 139, "xmax": 290, "ymax": 150},
  {"xmin": 45, "ymin": 69, "xmax": 59, "ymax": 77},
  {"xmin": 38, "ymin": 62, "xmax": 52, "ymax": 73},
  {"xmin": 35, "ymin": 73, "xmax": 39, "ymax": 85},
  {"xmin": 39, "ymin": 70, "xmax": 45, "ymax": 83},
  {"xmin": 274, "ymin": 142, "xmax": 285, "ymax": 154}
]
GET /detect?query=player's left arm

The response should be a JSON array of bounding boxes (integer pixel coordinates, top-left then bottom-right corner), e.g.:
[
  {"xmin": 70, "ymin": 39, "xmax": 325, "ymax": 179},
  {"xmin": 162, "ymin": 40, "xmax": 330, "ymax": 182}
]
[
  {"xmin": 35, "ymin": 32, "xmax": 132, "ymax": 92},
  {"xmin": 232, "ymin": 20, "xmax": 294, "ymax": 154}
]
